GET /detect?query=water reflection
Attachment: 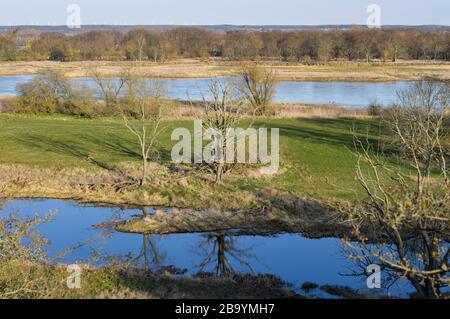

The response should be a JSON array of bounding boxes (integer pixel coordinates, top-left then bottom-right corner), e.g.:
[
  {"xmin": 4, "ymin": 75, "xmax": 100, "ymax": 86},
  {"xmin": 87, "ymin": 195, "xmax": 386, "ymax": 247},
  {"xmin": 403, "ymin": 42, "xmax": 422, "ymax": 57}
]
[
  {"xmin": 196, "ymin": 232, "xmax": 257, "ymax": 276},
  {"xmin": 342, "ymin": 235, "xmax": 449, "ymax": 298},
  {"xmin": 1, "ymin": 199, "xmax": 437, "ymax": 298},
  {"xmin": 132, "ymin": 234, "xmax": 165, "ymax": 271}
]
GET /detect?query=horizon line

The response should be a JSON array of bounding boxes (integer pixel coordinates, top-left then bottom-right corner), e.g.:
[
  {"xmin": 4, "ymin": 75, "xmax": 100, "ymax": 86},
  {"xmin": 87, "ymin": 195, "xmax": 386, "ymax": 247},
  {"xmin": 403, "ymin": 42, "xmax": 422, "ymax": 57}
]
[{"xmin": 1, "ymin": 24, "xmax": 449, "ymax": 27}]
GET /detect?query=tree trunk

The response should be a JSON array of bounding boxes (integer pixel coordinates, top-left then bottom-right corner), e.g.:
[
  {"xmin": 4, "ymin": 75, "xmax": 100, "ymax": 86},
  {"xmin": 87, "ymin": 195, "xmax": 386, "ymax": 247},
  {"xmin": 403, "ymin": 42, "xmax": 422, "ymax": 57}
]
[
  {"xmin": 217, "ymin": 235, "xmax": 226, "ymax": 276},
  {"xmin": 141, "ymin": 158, "xmax": 148, "ymax": 186},
  {"xmin": 215, "ymin": 163, "xmax": 224, "ymax": 184}
]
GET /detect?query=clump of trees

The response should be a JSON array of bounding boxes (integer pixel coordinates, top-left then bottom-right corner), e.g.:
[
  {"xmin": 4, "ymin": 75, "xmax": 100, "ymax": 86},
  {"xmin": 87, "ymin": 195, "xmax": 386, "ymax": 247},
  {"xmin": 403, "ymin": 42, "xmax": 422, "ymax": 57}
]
[
  {"xmin": 345, "ymin": 81, "xmax": 449, "ymax": 298},
  {"xmin": 1, "ymin": 27, "xmax": 449, "ymax": 62},
  {"xmin": 15, "ymin": 71, "xmax": 96, "ymax": 116},
  {"xmin": 0, "ymin": 28, "xmax": 19, "ymax": 61}
]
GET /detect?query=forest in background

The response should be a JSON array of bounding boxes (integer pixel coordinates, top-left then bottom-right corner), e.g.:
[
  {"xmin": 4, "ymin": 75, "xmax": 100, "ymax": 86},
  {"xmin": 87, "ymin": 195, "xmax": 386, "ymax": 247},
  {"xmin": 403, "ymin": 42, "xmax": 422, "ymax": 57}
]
[{"xmin": 0, "ymin": 27, "xmax": 449, "ymax": 63}]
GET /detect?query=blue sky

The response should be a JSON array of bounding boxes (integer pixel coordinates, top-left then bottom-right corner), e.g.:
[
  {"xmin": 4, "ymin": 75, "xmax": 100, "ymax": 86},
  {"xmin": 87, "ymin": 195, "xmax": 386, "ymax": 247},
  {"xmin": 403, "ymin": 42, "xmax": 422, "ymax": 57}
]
[{"xmin": 0, "ymin": 0, "xmax": 448, "ymax": 26}]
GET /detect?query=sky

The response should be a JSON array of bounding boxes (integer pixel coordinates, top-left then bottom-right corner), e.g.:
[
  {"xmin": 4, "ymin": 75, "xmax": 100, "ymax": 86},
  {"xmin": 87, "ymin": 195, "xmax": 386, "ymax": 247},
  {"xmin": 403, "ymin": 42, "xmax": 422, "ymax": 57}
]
[{"xmin": 0, "ymin": 0, "xmax": 448, "ymax": 26}]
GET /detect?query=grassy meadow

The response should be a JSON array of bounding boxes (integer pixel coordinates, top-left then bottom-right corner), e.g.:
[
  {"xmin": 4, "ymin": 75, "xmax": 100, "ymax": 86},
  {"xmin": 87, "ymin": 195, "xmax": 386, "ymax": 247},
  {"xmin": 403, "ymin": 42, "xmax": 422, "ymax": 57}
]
[{"xmin": 0, "ymin": 113, "xmax": 388, "ymax": 207}]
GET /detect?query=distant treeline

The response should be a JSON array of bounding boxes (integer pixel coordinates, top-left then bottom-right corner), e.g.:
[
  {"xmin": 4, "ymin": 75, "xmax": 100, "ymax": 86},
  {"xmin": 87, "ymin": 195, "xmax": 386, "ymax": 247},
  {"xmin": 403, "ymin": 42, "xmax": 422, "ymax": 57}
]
[{"xmin": 1, "ymin": 27, "xmax": 449, "ymax": 62}]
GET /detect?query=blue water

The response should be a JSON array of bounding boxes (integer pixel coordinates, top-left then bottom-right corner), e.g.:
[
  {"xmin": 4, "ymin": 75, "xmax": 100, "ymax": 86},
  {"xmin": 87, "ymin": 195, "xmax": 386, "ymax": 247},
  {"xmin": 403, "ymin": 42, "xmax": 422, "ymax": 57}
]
[
  {"xmin": 0, "ymin": 75, "xmax": 413, "ymax": 108},
  {"xmin": 0, "ymin": 75, "xmax": 33, "ymax": 95},
  {"xmin": 0, "ymin": 198, "xmax": 416, "ymax": 297}
]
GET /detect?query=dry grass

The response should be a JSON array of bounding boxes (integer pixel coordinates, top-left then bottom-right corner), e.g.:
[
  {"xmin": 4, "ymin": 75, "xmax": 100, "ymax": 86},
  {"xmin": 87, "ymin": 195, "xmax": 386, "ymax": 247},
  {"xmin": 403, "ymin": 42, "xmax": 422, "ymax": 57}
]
[
  {"xmin": 0, "ymin": 162, "xmax": 172, "ymax": 206},
  {"xmin": 0, "ymin": 95, "xmax": 17, "ymax": 112},
  {"xmin": 1, "ymin": 262, "xmax": 298, "ymax": 299},
  {"xmin": 272, "ymin": 103, "xmax": 368, "ymax": 119},
  {"xmin": 165, "ymin": 100, "xmax": 369, "ymax": 120},
  {"xmin": 0, "ymin": 59, "xmax": 235, "ymax": 78},
  {"xmin": 0, "ymin": 162, "xmax": 262, "ymax": 210},
  {"xmin": 0, "ymin": 95, "xmax": 369, "ymax": 120},
  {"xmin": 0, "ymin": 59, "xmax": 449, "ymax": 81}
]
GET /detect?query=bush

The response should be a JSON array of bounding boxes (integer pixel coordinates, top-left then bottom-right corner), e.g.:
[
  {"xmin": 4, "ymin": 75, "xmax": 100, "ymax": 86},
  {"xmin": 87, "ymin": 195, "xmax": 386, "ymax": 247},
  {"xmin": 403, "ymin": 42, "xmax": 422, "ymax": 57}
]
[
  {"xmin": 302, "ymin": 55, "xmax": 314, "ymax": 65},
  {"xmin": 14, "ymin": 71, "xmax": 98, "ymax": 116},
  {"xmin": 0, "ymin": 213, "xmax": 51, "ymax": 298},
  {"xmin": 367, "ymin": 101, "xmax": 383, "ymax": 117}
]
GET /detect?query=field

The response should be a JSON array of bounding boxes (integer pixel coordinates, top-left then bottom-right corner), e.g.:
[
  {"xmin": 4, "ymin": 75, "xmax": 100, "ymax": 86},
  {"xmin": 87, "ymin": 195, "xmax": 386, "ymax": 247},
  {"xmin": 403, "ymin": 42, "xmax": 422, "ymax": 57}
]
[
  {"xmin": 0, "ymin": 113, "xmax": 388, "ymax": 211},
  {"xmin": 0, "ymin": 59, "xmax": 449, "ymax": 82}
]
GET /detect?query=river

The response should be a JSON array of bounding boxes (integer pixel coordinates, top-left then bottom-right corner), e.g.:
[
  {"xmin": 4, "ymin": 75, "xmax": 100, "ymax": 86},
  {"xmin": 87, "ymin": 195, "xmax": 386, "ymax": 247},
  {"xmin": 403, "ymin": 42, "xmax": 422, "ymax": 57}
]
[{"xmin": 0, "ymin": 75, "xmax": 413, "ymax": 108}]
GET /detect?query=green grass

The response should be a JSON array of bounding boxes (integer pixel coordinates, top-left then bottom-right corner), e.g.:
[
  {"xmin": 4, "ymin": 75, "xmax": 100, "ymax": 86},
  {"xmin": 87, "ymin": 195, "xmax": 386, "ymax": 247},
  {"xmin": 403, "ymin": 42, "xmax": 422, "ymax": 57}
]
[{"xmin": 0, "ymin": 113, "xmax": 390, "ymax": 202}]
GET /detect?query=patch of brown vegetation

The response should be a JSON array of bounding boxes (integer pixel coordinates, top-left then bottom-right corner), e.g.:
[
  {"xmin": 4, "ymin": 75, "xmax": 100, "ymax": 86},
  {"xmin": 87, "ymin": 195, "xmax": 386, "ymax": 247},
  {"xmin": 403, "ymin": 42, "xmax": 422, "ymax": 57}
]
[
  {"xmin": 111, "ymin": 196, "xmax": 350, "ymax": 239},
  {"xmin": 0, "ymin": 163, "xmax": 263, "ymax": 210},
  {"xmin": 166, "ymin": 100, "xmax": 369, "ymax": 120},
  {"xmin": 0, "ymin": 59, "xmax": 449, "ymax": 82},
  {"xmin": 3, "ymin": 262, "xmax": 299, "ymax": 299},
  {"xmin": 272, "ymin": 103, "xmax": 369, "ymax": 119}
]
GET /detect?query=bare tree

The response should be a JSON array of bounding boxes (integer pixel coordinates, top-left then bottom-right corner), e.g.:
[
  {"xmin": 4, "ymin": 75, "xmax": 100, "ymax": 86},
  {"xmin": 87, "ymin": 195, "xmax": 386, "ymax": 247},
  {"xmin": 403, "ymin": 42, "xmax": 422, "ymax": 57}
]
[
  {"xmin": 199, "ymin": 80, "xmax": 248, "ymax": 184},
  {"xmin": 125, "ymin": 28, "xmax": 148, "ymax": 61},
  {"xmin": 121, "ymin": 77, "xmax": 166, "ymax": 186},
  {"xmin": 239, "ymin": 64, "xmax": 277, "ymax": 116},
  {"xmin": 389, "ymin": 81, "xmax": 449, "ymax": 183},
  {"xmin": 345, "ymin": 81, "xmax": 449, "ymax": 298},
  {"xmin": 91, "ymin": 69, "xmax": 126, "ymax": 114}
]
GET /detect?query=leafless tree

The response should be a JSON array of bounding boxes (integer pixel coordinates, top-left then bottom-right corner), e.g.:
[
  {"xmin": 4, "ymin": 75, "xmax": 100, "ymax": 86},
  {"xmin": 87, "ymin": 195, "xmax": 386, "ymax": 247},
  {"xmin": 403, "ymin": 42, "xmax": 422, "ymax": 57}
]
[
  {"xmin": 388, "ymin": 81, "xmax": 449, "ymax": 183},
  {"xmin": 345, "ymin": 81, "xmax": 449, "ymax": 298},
  {"xmin": 198, "ymin": 80, "xmax": 248, "ymax": 184},
  {"xmin": 91, "ymin": 69, "xmax": 126, "ymax": 114},
  {"xmin": 5, "ymin": 27, "xmax": 450, "ymax": 62},
  {"xmin": 239, "ymin": 64, "xmax": 277, "ymax": 116},
  {"xmin": 121, "ymin": 77, "xmax": 166, "ymax": 186}
]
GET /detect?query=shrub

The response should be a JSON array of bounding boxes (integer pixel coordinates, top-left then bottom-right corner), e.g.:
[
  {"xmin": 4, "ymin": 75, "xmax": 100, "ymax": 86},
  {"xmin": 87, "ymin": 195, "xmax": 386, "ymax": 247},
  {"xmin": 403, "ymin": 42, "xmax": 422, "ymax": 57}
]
[
  {"xmin": 14, "ymin": 71, "xmax": 97, "ymax": 116},
  {"xmin": 367, "ymin": 101, "xmax": 383, "ymax": 117},
  {"xmin": 0, "ymin": 213, "xmax": 52, "ymax": 298}
]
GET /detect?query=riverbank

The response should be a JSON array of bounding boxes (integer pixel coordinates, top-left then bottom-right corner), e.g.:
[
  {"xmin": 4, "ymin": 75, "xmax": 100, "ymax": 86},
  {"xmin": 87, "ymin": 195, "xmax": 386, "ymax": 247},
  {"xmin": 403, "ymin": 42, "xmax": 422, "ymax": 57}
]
[
  {"xmin": 0, "ymin": 96, "xmax": 369, "ymax": 118},
  {"xmin": 0, "ymin": 261, "xmax": 298, "ymax": 299},
  {"xmin": 0, "ymin": 59, "xmax": 449, "ymax": 82},
  {"xmin": 109, "ymin": 203, "xmax": 351, "ymax": 239}
]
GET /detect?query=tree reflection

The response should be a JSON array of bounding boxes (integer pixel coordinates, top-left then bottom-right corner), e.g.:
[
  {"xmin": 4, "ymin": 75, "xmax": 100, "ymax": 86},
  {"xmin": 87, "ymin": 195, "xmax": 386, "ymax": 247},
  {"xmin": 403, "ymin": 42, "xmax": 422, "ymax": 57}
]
[
  {"xmin": 132, "ymin": 207, "xmax": 165, "ymax": 271},
  {"xmin": 197, "ymin": 232, "xmax": 256, "ymax": 276},
  {"xmin": 131, "ymin": 234, "xmax": 163, "ymax": 271},
  {"xmin": 342, "ymin": 235, "xmax": 449, "ymax": 297}
]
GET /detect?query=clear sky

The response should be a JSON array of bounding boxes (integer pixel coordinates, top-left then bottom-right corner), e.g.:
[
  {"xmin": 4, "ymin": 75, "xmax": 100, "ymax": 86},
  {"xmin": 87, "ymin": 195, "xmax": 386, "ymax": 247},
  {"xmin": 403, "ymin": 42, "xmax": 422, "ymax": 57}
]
[{"xmin": 0, "ymin": 0, "xmax": 448, "ymax": 26}]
